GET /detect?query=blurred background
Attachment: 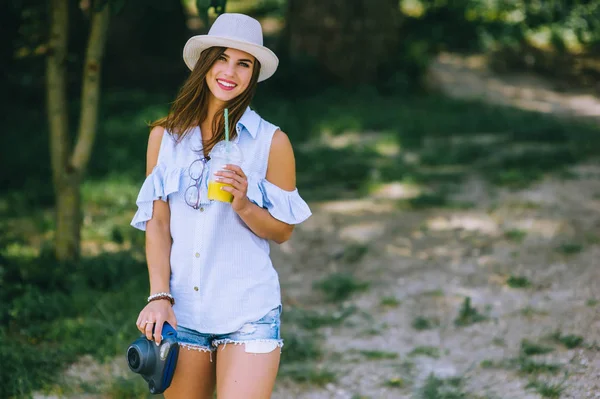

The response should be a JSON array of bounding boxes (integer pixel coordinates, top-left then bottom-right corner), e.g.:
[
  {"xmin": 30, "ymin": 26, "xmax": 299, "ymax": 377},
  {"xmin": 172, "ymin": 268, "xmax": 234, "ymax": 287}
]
[{"xmin": 2, "ymin": 0, "xmax": 600, "ymax": 398}]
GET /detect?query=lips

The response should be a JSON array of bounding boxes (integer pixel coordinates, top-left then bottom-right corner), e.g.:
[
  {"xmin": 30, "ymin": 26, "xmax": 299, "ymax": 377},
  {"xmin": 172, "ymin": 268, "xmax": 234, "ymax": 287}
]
[{"xmin": 217, "ymin": 79, "xmax": 237, "ymax": 91}]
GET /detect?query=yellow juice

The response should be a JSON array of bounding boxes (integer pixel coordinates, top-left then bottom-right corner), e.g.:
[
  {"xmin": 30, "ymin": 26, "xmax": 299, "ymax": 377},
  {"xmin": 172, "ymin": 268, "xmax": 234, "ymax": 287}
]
[{"xmin": 208, "ymin": 181, "xmax": 233, "ymax": 203}]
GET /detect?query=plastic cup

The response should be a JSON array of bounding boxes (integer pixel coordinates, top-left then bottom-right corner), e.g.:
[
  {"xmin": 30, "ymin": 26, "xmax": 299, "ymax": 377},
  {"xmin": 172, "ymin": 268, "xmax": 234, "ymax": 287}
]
[{"xmin": 207, "ymin": 141, "xmax": 243, "ymax": 203}]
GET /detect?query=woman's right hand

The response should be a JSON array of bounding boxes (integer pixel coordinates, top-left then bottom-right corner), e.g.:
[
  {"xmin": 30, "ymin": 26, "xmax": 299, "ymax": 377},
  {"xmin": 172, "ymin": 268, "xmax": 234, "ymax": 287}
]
[{"xmin": 136, "ymin": 299, "xmax": 177, "ymax": 345}]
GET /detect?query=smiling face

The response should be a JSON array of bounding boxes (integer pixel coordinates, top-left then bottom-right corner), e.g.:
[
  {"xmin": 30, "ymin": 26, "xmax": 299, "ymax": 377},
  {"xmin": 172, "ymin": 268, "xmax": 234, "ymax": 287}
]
[{"xmin": 205, "ymin": 48, "xmax": 255, "ymax": 106}]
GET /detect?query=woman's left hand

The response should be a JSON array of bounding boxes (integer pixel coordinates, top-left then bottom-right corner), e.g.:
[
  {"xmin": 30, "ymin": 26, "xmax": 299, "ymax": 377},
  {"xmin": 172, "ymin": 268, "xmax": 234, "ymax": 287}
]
[{"xmin": 215, "ymin": 164, "xmax": 252, "ymax": 213}]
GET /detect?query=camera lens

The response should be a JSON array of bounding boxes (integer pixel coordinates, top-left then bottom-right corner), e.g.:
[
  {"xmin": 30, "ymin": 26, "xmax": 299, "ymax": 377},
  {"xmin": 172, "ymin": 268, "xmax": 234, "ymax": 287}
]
[{"xmin": 127, "ymin": 347, "xmax": 141, "ymax": 370}]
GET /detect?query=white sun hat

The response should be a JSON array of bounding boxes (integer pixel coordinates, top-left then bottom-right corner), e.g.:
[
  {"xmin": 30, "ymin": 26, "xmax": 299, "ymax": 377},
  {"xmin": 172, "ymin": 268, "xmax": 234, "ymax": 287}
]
[{"xmin": 183, "ymin": 13, "xmax": 279, "ymax": 82}]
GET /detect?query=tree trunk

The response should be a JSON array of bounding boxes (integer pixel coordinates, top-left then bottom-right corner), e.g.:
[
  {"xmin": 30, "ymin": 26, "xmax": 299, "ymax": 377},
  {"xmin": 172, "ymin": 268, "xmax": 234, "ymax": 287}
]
[
  {"xmin": 47, "ymin": 0, "xmax": 70, "ymax": 194},
  {"xmin": 285, "ymin": 0, "xmax": 400, "ymax": 84},
  {"xmin": 55, "ymin": 174, "xmax": 82, "ymax": 261},
  {"xmin": 47, "ymin": 0, "xmax": 110, "ymax": 262}
]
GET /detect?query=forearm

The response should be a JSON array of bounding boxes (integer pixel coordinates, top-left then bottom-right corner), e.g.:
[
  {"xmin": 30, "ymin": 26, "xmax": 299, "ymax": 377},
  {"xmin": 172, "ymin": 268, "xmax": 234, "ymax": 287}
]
[
  {"xmin": 145, "ymin": 218, "xmax": 172, "ymax": 294},
  {"xmin": 238, "ymin": 201, "xmax": 293, "ymax": 244}
]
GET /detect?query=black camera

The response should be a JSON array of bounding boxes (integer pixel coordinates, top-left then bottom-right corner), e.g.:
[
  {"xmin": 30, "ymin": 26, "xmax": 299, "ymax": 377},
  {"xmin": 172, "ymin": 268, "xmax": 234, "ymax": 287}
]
[{"xmin": 127, "ymin": 322, "xmax": 179, "ymax": 394}]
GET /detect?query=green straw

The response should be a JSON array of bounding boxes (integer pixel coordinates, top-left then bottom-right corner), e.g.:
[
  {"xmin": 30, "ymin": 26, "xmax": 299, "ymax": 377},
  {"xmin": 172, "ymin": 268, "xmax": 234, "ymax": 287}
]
[
  {"xmin": 224, "ymin": 108, "xmax": 230, "ymax": 154},
  {"xmin": 224, "ymin": 108, "xmax": 229, "ymax": 142}
]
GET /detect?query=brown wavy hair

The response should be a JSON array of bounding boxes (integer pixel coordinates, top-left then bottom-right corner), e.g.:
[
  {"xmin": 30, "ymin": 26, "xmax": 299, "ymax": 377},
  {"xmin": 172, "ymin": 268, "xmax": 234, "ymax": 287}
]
[{"xmin": 151, "ymin": 46, "xmax": 261, "ymax": 157}]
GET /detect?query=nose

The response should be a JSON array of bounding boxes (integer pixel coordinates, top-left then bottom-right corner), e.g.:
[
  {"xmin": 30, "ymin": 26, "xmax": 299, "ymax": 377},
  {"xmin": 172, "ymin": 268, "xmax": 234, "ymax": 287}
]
[{"xmin": 223, "ymin": 60, "xmax": 235, "ymax": 77}]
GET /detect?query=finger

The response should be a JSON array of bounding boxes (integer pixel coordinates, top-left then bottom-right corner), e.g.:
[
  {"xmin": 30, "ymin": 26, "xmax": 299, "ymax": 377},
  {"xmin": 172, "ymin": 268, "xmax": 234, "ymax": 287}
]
[
  {"xmin": 144, "ymin": 321, "xmax": 155, "ymax": 341},
  {"xmin": 216, "ymin": 171, "xmax": 246, "ymax": 185},
  {"xmin": 221, "ymin": 186, "xmax": 245, "ymax": 199},
  {"xmin": 224, "ymin": 164, "xmax": 246, "ymax": 178},
  {"xmin": 154, "ymin": 319, "xmax": 165, "ymax": 345},
  {"xmin": 136, "ymin": 314, "xmax": 147, "ymax": 332},
  {"xmin": 216, "ymin": 177, "xmax": 246, "ymax": 189}
]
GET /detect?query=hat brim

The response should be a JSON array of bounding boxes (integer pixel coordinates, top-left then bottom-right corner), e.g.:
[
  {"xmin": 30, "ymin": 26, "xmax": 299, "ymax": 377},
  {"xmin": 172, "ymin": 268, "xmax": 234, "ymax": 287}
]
[{"xmin": 183, "ymin": 35, "xmax": 279, "ymax": 82}]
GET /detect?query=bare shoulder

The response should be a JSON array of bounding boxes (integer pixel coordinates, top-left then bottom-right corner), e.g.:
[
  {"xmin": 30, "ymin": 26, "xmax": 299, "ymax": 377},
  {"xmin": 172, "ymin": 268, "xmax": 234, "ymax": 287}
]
[
  {"xmin": 267, "ymin": 129, "xmax": 296, "ymax": 190},
  {"xmin": 146, "ymin": 125, "xmax": 165, "ymax": 175},
  {"xmin": 271, "ymin": 129, "xmax": 292, "ymax": 151}
]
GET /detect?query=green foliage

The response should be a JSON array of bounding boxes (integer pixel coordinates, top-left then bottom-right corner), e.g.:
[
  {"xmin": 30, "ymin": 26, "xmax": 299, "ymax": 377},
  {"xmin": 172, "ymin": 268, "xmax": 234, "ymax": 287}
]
[
  {"xmin": 380, "ymin": 296, "xmax": 401, "ymax": 307},
  {"xmin": 412, "ymin": 316, "xmax": 438, "ymax": 331},
  {"xmin": 384, "ymin": 377, "xmax": 406, "ymax": 388},
  {"xmin": 283, "ymin": 305, "xmax": 356, "ymax": 330},
  {"xmin": 0, "ymin": 247, "xmax": 147, "ymax": 398},
  {"xmin": 409, "ymin": 346, "xmax": 441, "ymax": 359},
  {"xmin": 106, "ymin": 376, "xmax": 153, "ymax": 399},
  {"xmin": 549, "ymin": 331, "xmax": 584, "ymax": 349},
  {"xmin": 277, "ymin": 362, "xmax": 336, "ymax": 385},
  {"xmin": 526, "ymin": 379, "xmax": 566, "ymax": 398},
  {"xmin": 359, "ymin": 350, "xmax": 398, "ymax": 360},
  {"xmin": 520, "ymin": 340, "xmax": 554, "ymax": 356},
  {"xmin": 507, "ymin": 275, "xmax": 532, "ymax": 288},
  {"xmin": 504, "ymin": 229, "xmax": 527, "ymax": 243},
  {"xmin": 419, "ymin": 374, "xmax": 468, "ymax": 399},
  {"xmin": 454, "ymin": 297, "xmax": 488, "ymax": 327},
  {"xmin": 556, "ymin": 242, "xmax": 584, "ymax": 255},
  {"xmin": 313, "ymin": 273, "xmax": 370, "ymax": 303},
  {"xmin": 517, "ymin": 357, "xmax": 562, "ymax": 375}
]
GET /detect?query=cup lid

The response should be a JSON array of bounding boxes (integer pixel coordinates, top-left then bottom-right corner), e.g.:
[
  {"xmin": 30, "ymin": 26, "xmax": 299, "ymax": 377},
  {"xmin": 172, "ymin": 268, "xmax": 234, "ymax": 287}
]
[{"xmin": 209, "ymin": 141, "xmax": 243, "ymax": 163}]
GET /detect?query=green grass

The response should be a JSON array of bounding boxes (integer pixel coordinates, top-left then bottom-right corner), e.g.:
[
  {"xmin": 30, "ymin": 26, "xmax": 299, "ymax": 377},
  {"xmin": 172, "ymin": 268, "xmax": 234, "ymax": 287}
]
[
  {"xmin": 106, "ymin": 377, "xmax": 154, "ymax": 399},
  {"xmin": 517, "ymin": 357, "xmax": 562, "ymax": 375},
  {"xmin": 521, "ymin": 340, "xmax": 555, "ymax": 356},
  {"xmin": 526, "ymin": 379, "xmax": 566, "ymax": 398},
  {"xmin": 359, "ymin": 350, "xmax": 399, "ymax": 360},
  {"xmin": 412, "ymin": 316, "xmax": 439, "ymax": 330},
  {"xmin": 277, "ymin": 363, "xmax": 336, "ymax": 385},
  {"xmin": 341, "ymin": 244, "xmax": 369, "ymax": 263},
  {"xmin": 380, "ymin": 296, "xmax": 401, "ymax": 307},
  {"xmin": 418, "ymin": 374, "xmax": 469, "ymax": 399},
  {"xmin": 480, "ymin": 359, "xmax": 502, "ymax": 369},
  {"xmin": 0, "ymin": 251, "xmax": 149, "ymax": 398},
  {"xmin": 313, "ymin": 273, "xmax": 370, "ymax": 303},
  {"xmin": 506, "ymin": 276, "xmax": 531, "ymax": 288},
  {"xmin": 283, "ymin": 305, "xmax": 356, "ymax": 330},
  {"xmin": 409, "ymin": 346, "xmax": 441, "ymax": 359},
  {"xmin": 520, "ymin": 306, "xmax": 549, "ymax": 317},
  {"xmin": 384, "ymin": 377, "xmax": 406, "ymax": 388},
  {"xmin": 549, "ymin": 331, "xmax": 585, "ymax": 349},
  {"xmin": 504, "ymin": 229, "xmax": 527, "ymax": 243},
  {"xmin": 556, "ymin": 242, "xmax": 584, "ymax": 255},
  {"xmin": 454, "ymin": 297, "xmax": 488, "ymax": 327},
  {"xmin": 587, "ymin": 298, "xmax": 599, "ymax": 307}
]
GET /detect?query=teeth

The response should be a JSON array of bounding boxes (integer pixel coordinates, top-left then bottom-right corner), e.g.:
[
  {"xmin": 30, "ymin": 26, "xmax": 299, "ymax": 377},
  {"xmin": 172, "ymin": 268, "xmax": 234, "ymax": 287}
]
[{"xmin": 218, "ymin": 79, "xmax": 236, "ymax": 88}]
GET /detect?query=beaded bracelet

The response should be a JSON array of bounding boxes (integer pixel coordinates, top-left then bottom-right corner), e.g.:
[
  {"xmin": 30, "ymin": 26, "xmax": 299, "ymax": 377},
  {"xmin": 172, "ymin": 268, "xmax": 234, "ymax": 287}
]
[{"xmin": 147, "ymin": 292, "xmax": 175, "ymax": 306}]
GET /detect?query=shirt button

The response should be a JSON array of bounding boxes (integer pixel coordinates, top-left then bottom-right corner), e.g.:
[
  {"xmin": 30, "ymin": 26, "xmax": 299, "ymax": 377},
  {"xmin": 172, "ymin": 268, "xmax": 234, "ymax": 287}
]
[
  {"xmin": 199, "ymin": 207, "xmax": 204, "ymax": 212},
  {"xmin": 194, "ymin": 286, "xmax": 199, "ymax": 291},
  {"xmin": 195, "ymin": 252, "xmax": 200, "ymax": 258}
]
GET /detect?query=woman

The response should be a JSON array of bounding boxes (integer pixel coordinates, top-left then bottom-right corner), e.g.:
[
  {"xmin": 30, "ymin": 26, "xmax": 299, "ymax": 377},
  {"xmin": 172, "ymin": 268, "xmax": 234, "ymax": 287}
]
[{"xmin": 130, "ymin": 13, "xmax": 311, "ymax": 398}]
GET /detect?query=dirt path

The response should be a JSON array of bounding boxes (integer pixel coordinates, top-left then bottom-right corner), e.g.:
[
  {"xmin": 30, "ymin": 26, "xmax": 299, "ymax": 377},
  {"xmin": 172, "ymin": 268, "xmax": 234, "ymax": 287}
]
[
  {"xmin": 428, "ymin": 53, "xmax": 600, "ymax": 124},
  {"xmin": 269, "ymin": 55, "xmax": 600, "ymax": 398},
  {"xmin": 272, "ymin": 164, "xmax": 600, "ymax": 398}
]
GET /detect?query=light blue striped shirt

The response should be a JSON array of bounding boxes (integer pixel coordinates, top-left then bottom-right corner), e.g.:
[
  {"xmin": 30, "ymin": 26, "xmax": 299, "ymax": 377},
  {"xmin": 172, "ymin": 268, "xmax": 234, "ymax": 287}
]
[{"xmin": 130, "ymin": 107, "xmax": 311, "ymax": 334}]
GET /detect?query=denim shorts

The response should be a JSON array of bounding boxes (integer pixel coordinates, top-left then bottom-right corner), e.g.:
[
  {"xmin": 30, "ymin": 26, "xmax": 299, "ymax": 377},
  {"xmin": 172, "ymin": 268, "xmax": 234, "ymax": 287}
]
[{"xmin": 177, "ymin": 305, "xmax": 283, "ymax": 357}]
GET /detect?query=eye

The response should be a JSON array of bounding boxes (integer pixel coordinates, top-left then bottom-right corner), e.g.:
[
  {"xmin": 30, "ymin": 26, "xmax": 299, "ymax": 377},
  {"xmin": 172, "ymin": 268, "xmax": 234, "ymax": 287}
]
[
  {"xmin": 239, "ymin": 62, "xmax": 250, "ymax": 68},
  {"xmin": 218, "ymin": 55, "xmax": 227, "ymax": 61}
]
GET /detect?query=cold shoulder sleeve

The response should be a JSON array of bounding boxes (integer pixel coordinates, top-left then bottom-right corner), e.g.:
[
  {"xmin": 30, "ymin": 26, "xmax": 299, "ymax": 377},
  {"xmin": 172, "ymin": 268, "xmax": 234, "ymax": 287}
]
[
  {"xmin": 130, "ymin": 163, "xmax": 186, "ymax": 231},
  {"xmin": 247, "ymin": 176, "xmax": 312, "ymax": 225}
]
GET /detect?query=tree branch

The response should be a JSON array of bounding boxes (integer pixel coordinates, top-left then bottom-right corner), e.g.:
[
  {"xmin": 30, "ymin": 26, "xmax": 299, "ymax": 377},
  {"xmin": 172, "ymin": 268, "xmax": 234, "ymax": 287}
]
[{"xmin": 71, "ymin": 4, "xmax": 110, "ymax": 172}]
